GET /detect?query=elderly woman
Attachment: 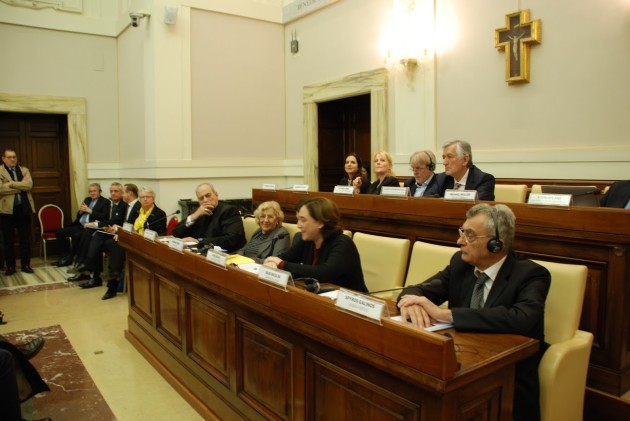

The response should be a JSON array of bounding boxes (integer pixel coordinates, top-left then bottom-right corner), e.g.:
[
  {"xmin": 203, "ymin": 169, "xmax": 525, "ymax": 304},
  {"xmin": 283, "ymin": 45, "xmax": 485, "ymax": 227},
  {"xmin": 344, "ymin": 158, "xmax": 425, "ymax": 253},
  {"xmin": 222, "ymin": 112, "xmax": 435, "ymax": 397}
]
[
  {"xmin": 264, "ymin": 197, "xmax": 367, "ymax": 292},
  {"xmin": 338, "ymin": 152, "xmax": 368, "ymax": 194},
  {"xmin": 354, "ymin": 150, "xmax": 399, "ymax": 195},
  {"xmin": 134, "ymin": 187, "xmax": 167, "ymax": 235},
  {"xmin": 236, "ymin": 201, "xmax": 289, "ymax": 263}
]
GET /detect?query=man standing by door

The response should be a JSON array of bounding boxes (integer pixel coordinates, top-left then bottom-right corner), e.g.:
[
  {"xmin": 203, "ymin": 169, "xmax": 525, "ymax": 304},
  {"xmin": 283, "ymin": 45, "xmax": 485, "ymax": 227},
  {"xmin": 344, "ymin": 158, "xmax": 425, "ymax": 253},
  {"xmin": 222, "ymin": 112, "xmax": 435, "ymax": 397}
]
[{"xmin": 0, "ymin": 149, "xmax": 36, "ymax": 275}]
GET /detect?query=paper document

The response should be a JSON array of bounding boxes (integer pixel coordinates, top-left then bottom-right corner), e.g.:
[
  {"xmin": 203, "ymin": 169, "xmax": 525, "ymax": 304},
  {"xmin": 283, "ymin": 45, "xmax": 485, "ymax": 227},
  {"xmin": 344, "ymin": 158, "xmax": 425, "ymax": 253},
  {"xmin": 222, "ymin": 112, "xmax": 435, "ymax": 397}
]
[
  {"xmin": 236, "ymin": 262, "xmax": 261, "ymax": 275},
  {"xmin": 390, "ymin": 316, "xmax": 453, "ymax": 331}
]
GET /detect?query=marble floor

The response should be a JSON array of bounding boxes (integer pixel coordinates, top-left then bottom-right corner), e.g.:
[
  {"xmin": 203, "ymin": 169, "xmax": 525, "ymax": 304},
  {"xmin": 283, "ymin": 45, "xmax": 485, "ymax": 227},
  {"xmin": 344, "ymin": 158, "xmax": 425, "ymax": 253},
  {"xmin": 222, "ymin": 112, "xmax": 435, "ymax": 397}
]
[{"xmin": 0, "ymin": 260, "xmax": 203, "ymax": 421}]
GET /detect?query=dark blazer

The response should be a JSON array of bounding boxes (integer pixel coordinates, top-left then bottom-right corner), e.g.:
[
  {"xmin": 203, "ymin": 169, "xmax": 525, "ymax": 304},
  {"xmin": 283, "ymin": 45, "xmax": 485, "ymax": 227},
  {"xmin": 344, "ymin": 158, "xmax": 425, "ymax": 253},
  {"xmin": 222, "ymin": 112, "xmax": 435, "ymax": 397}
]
[
  {"xmin": 172, "ymin": 201, "xmax": 246, "ymax": 252},
  {"xmin": 434, "ymin": 165, "xmax": 496, "ymax": 201},
  {"xmin": 399, "ymin": 251, "xmax": 550, "ymax": 421},
  {"xmin": 143, "ymin": 205, "xmax": 167, "ymax": 236},
  {"xmin": 98, "ymin": 201, "xmax": 128, "ymax": 228},
  {"xmin": 366, "ymin": 175, "xmax": 400, "ymax": 195},
  {"xmin": 279, "ymin": 232, "xmax": 368, "ymax": 293},
  {"xmin": 403, "ymin": 174, "xmax": 440, "ymax": 197},
  {"xmin": 73, "ymin": 196, "xmax": 111, "ymax": 225},
  {"xmin": 337, "ymin": 175, "xmax": 369, "ymax": 194},
  {"xmin": 600, "ymin": 180, "xmax": 630, "ymax": 208},
  {"xmin": 125, "ymin": 201, "xmax": 142, "ymax": 224}
]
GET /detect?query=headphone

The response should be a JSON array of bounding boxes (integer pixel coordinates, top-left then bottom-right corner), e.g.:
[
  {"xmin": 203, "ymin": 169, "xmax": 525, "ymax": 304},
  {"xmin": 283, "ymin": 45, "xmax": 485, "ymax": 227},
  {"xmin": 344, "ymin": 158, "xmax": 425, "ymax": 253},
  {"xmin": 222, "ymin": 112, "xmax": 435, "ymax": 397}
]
[
  {"xmin": 487, "ymin": 207, "xmax": 504, "ymax": 253},
  {"xmin": 298, "ymin": 278, "xmax": 321, "ymax": 293},
  {"xmin": 424, "ymin": 151, "xmax": 436, "ymax": 172}
]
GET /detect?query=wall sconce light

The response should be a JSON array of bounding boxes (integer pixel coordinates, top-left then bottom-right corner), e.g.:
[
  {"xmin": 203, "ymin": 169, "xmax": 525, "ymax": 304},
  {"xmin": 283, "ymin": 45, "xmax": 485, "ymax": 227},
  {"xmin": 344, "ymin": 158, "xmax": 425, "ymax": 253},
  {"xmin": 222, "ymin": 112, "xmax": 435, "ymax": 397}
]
[{"xmin": 381, "ymin": 0, "xmax": 434, "ymax": 79}]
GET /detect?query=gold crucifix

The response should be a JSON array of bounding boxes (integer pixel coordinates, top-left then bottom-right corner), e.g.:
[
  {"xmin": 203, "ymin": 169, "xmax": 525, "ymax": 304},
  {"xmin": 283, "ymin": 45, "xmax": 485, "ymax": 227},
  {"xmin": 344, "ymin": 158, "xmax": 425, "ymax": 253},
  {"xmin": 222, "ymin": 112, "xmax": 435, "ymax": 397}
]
[{"xmin": 495, "ymin": 10, "xmax": 541, "ymax": 84}]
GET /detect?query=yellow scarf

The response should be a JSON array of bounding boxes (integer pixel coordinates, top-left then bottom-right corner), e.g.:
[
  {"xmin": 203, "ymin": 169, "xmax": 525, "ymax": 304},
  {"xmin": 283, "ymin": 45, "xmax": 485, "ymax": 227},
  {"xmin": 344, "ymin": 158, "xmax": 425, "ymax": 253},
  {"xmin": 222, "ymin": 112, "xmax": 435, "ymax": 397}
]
[{"xmin": 134, "ymin": 205, "xmax": 154, "ymax": 234}]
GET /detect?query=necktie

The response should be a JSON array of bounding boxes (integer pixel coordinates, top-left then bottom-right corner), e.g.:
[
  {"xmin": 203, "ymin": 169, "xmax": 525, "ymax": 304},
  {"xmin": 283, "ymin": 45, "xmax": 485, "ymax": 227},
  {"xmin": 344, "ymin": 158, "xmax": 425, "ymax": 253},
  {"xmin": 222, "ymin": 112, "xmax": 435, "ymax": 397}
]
[
  {"xmin": 80, "ymin": 200, "xmax": 96, "ymax": 224},
  {"xmin": 470, "ymin": 271, "xmax": 489, "ymax": 309},
  {"xmin": 9, "ymin": 168, "xmax": 22, "ymax": 205},
  {"xmin": 454, "ymin": 182, "xmax": 463, "ymax": 190}
]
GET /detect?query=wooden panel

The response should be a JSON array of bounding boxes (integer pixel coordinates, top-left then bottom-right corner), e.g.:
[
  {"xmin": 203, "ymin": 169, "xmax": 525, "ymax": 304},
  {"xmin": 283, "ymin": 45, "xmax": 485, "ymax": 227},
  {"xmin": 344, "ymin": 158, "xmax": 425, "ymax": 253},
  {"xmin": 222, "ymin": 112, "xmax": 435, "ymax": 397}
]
[
  {"xmin": 156, "ymin": 274, "xmax": 182, "ymax": 346},
  {"xmin": 129, "ymin": 261, "xmax": 153, "ymax": 322},
  {"xmin": 308, "ymin": 355, "xmax": 421, "ymax": 420},
  {"xmin": 186, "ymin": 292, "xmax": 230, "ymax": 387},
  {"xmin": 238, "ymin": 320, "xmax": 294, "ymax": 420}
]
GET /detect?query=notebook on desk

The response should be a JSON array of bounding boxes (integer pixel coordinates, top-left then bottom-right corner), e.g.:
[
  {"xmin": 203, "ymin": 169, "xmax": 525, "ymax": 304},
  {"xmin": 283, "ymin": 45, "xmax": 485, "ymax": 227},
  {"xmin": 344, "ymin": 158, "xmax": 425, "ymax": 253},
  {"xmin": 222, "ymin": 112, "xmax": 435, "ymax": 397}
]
[{"xmin": 541, "ymin": 185, "xmax": 600, "ymax": 207}]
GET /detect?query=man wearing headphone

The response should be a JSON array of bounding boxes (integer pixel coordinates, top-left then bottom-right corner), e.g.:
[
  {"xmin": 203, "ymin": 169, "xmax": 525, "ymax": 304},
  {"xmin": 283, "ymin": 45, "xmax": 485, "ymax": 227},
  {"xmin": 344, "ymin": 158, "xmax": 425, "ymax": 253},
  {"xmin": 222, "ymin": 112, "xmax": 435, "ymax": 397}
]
[
  {"xmin": 403, "ymin": 150, "xmax": 439, "ymax": 197},
  {"xmin": 397, "ymin": 203, "xmax": 551, "ymax": 421}
]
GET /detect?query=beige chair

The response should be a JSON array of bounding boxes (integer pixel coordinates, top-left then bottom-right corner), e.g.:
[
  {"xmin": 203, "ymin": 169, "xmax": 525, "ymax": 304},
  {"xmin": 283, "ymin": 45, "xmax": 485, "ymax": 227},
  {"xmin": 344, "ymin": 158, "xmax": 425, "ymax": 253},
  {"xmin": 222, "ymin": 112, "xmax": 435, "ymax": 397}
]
[
  {"xmin": 242, "ymin": 217, "xmax": 258, "ymax": 242},
  {"xmin": 343, "ymin": 229, "xmax": 353, "ymax": 238},
  {"xmin": 531, "ymin": 184, "xmax": 542, "ymax": 194},
  {"xmin": 404, "ymin": 241, "xmax": 458, "ymax": 287},
  {"xmin": 283, "ymin": 222, "xmax": 301, "ymax": 246},
  {"xmin": 494, "ymin": 184, "xmax": 528, "ymax": 203},
  {"xmin": 532, "ymin": 259, "xmax": 593, "ymax": 421},
  {"xmin": 353, "ymin": 232, "xmax": 410, "ymax": 297}
]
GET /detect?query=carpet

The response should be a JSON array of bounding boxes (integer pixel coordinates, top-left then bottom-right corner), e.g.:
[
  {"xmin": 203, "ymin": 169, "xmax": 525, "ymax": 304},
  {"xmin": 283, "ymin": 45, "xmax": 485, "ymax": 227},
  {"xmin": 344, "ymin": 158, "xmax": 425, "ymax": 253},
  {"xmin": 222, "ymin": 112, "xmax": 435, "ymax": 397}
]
[
  {"xmin": 0, "ymin": 262, "xmax": 74, "ymax": 296},
  {"xmin": 3, "ymin": 324, "xmax": 116, "ymax": 421}
]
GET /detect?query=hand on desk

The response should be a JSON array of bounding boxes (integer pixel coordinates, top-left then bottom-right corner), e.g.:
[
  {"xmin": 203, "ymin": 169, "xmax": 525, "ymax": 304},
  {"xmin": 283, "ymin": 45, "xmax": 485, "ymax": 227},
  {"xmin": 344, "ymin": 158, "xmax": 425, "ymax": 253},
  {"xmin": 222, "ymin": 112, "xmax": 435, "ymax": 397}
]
[
  {"xmin": 263, "ymin": 256, "xmax": 282, "ymax": 269},
  {"xmin": 398, "ymin": 295, "xmax": 453, "ymax": 329}
]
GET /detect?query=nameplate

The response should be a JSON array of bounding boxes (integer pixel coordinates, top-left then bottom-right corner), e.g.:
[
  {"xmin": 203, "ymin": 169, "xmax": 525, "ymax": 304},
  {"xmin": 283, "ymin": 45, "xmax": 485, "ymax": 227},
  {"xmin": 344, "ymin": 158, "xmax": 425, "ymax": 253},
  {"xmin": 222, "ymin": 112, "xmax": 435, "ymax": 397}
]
[
  {"xmin": 335, "ymin": 289, "xmax": 387, "ymax": 323},
  {"xmin": 143, "ymin": 229, "xmax": 158, "ymax": 242},
  {"xmin": 333, "ymin": 185, "xmax": 354, "ymax": 195},
  {"xmin": 262, "ymin": 183, "xmax": 277, "ymax": 191},
  {"xmin": 123, "ymin": 222, "xmax": 133, "ymax": 233},
  {"xmin": 206, "ymin": 249, "xmax": 228, "ymax": 269},
  {"xmin": 292, "ymin": 184, "xmax": 309, "ymax": 192},
  {"xmin": 381, "ymin": 186, "xmax": 409, "ymax": 197},
  {"xmin": 528, "ymin": 193, "xmax": 571, "ymax": 207},
  {"xmin": 258, "ymin": 266, "xmax": 291, "ymax": 290},
  {"xmin": 444, "ymin": 189, "xmax": 478, "ymax": 201},
  {"xmin": 168, "ymin": 238, "xmax": 185, "ymax": 252}
]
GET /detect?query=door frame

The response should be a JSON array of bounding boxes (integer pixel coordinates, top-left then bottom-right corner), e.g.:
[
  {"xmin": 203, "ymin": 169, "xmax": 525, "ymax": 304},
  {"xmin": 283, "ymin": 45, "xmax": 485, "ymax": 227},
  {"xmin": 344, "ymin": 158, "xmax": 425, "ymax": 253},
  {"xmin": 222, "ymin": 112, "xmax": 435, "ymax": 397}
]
[
  {"xmin": 0, "ymin": 93, "xmax": 88, "ymax": 215},
  {"xmin": 303, "ymin": 68, "xmax": 388, "ymax": 190}
]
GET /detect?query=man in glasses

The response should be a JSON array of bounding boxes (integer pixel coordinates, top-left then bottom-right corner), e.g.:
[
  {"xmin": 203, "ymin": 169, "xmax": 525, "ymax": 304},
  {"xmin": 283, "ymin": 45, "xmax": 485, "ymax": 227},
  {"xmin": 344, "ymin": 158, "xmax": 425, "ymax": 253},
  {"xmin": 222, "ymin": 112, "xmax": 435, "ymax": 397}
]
[{"xmin": 397, "ymin": 203, "xmax": 550, "ymax": 421}]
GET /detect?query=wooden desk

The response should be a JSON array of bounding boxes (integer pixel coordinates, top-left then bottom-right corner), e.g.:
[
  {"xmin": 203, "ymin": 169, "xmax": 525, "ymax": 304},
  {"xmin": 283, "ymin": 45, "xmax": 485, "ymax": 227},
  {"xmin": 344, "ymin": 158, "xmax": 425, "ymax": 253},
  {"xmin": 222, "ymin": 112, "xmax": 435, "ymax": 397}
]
[
  {"xmin": 120, "ymin": 231, "xmax": 537, "ymax": 420},
  {"xmin": 252, "ymin": 189, "xmax": 630, "ymax": 397}
]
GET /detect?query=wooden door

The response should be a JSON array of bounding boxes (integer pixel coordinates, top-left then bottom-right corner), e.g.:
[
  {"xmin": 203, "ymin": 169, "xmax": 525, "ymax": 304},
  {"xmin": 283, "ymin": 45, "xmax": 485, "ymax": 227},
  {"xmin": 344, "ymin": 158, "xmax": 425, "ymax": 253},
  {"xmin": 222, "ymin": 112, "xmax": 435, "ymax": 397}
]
[
  {"xmin": 0, "ymin": 112, "xmax": 71, "ymax": 256},
  {"xmin": 317, "ymin": 94, "xmax": 371, "ymax": 192}
]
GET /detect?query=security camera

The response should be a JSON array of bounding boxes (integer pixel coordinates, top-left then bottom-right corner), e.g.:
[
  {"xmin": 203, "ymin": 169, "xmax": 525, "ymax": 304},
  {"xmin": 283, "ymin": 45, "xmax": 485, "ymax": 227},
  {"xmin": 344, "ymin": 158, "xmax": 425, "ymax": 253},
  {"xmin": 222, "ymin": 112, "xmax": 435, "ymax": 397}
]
[{"xmin": 129, "ymin": 12, "xmax": 147, "ymax": 28}]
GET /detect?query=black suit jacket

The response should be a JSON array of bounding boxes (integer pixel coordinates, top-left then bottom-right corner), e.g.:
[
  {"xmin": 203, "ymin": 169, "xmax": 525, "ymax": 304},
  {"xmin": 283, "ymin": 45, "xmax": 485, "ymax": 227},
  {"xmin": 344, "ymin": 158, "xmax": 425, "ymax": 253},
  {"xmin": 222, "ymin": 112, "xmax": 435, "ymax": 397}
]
[
  {"xmin": 399, "ymin": 251, "xmax": 550, "ymax": 421},
  {"xmin": 98, "ymin": 201, "xmax": 128, "ymax": 228},
  {"xmin": 403, "ymin": 174, "xmax": 440, "ymax": 197},
  {"xmin": 279, "ymin": 232, "xmax": 368, "ymax": 293},
  {"xmin": 73, "ymin": 196, "xmax": 111, "ymax": 225},
  {"xmin": 366, "ymin": 175, "xmax": 400, "ymax": 195},
  {"xmin": 172, "ymin": 201, "xmax": 246, "ymax": 252},
  {"xmin": 125, "ymin": 201, "xmax": 142, "ymax": 224},
  {"xmin": 143, "ymin": 205, "xmax": 167, "ymax": 236},
  {"xmin": 600, "ymin": 180, "xmax": 630, "ymax": 208},
  {"xmin": 434, "ymin": 165, "xmax": 496, "ymax": 201}
]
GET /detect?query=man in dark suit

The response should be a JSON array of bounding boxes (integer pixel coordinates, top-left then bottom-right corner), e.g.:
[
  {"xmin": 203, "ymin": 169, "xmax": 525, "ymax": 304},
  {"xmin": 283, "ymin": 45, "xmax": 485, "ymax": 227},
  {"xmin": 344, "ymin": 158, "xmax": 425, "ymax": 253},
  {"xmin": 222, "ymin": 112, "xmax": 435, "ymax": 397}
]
[
  {"xmin": 398, "ymin": 204, "xmax": 550, "ymax": 421},
  {"xmin": 403, "ymin": 150, "xmax": 440, "ymax": 197},
  {"xmin": 55, "ymin": 182, "xmax": 111, "ymax": 267},
  {"xmin": 172, "ymin": 182, "xmax": 246, "ymax": 252},
  {"xmin": 600, "ymin": 180, "xmax": 630, "ymax": 208},
  {"xmin": 0, "ymin": 149, "xmax": 36, "ymax": 275},
  {"xmin": 434, "ymin": 139, "xmax": 495, "ymax": 200}
]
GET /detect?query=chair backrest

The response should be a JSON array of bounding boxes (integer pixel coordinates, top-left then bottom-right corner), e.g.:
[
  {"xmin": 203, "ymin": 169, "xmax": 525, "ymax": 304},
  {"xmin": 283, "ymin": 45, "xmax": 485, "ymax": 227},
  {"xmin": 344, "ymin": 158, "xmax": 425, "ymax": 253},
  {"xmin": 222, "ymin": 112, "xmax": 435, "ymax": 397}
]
[
  {"xmin": 38, "ymin": 204, "xmax": 64, "ymax": 235},
  {"xmin": 166, "ymin": 216, "xmax": 179, "ymax": 236},
  {"xmin": 404, "ymin": 241, "xmax": 458, "ymax": 287},
  {"xmin": 494, "ymin": 184, "xmax": 528, "ymax": 203},
  {"xmin": 242, "ymin": 217, "xmax": 259, "ymax": 242},
  {"xmin": 342, "ymin": 229, "xmax": 353, "ymax": 238},
  {"xmin": 531, "ymin": 184, "xmax": 542, "ymax": 194},
  {"xmin": 353, "ymin": 232, "xmax": 410, "ymax": 293},
  {"xmin": 532, "ymin": 259, "xmax": 588, "ymax": 344},
  {"xmin": 283, "ymin": 222, "xmax": 301, "ymax": 246}
]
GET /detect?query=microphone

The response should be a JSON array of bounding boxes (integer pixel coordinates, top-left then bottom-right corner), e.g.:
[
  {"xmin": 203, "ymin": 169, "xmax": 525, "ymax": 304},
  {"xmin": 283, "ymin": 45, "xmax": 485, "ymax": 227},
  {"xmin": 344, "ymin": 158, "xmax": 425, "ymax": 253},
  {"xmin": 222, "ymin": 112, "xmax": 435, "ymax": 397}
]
[
  {"xmin": 571, "ymin": 189, "xmax": 601, "ymax": 197},
  {"xmin": 259, "ymin": 233, "xmax": 289, "ymax": 259},
  {"xmin": 367, "ymin": 286, "xmax": 405, "ymax": 296},
  {"xmin": 147, "ymin": 210, "xmax": 181, "ymax": 233}
]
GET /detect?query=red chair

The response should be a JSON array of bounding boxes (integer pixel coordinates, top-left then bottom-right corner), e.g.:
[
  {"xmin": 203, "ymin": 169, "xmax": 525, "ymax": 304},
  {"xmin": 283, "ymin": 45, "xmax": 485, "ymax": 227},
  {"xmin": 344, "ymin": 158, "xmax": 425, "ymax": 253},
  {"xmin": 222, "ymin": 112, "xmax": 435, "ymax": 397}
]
[
  {"xmin": 38, "ymin": 204, "xmax": 65, "ymax": 264},
  {"xmin": 166, "ymin": 216, "xmax": 179, "ymax": 236}
]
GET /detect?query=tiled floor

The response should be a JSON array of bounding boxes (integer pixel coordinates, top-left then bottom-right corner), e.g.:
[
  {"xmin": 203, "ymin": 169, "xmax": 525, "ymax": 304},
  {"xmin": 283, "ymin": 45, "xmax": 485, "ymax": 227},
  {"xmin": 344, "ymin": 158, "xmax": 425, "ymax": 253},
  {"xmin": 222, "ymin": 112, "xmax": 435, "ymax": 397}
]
[{"xmin": 0, "ymin": 261, "xmax": 203, "ymax": 421}]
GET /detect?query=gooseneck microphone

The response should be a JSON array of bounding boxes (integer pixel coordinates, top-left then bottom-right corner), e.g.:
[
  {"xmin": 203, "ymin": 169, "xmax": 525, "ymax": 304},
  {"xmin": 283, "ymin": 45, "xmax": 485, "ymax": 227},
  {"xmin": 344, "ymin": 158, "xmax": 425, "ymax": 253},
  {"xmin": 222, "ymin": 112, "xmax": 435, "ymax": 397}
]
[{"xmin": 147, "ymin": 210, "xmax": 181, "ymax": 234}]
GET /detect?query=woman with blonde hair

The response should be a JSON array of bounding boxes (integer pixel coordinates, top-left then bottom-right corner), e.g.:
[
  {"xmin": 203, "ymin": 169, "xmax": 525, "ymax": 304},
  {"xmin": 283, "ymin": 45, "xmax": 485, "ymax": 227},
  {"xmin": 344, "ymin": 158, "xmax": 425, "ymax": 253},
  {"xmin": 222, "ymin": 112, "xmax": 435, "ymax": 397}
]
[
  {"xmin": 236, "ymin": 201, "xmax": 289, "ymax": 262},
  {"xmin": 354, "ymin": 151, "xmax": 399, "ymax": 195}
]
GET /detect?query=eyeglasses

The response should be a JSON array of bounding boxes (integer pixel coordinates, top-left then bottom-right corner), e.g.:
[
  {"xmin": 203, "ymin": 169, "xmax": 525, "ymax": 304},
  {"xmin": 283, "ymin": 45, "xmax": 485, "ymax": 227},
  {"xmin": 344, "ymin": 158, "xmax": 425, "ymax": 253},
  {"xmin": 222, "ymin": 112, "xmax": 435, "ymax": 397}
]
[
  {"xmin": 458, "ymin": 227, "xmax": 489, "ymax": 243},
  {"xmin": 139, "ymin": 195, "xmax": 153, "ymax": 200},
  {"xmin": 410, "ymin": 166, "xmax": 427, "ymax": 172},
  {"xmin": 259, "ymin": 214, "xmax": 277, "ymax": 221}
]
